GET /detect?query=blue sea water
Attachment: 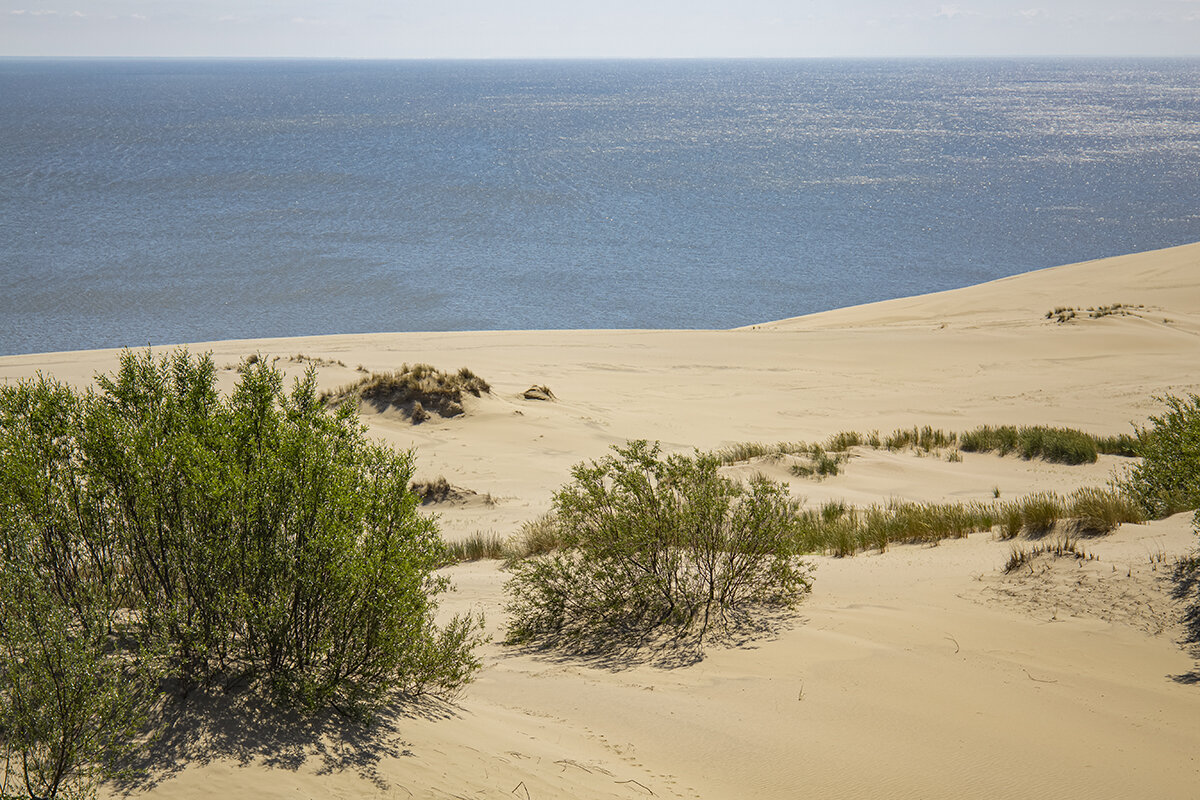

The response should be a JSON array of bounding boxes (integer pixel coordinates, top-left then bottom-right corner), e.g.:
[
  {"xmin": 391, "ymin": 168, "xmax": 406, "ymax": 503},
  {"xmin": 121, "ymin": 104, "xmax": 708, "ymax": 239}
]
[{"xmin": 1, "ymin": 58, "xmax": 1199, "ymax": 356}]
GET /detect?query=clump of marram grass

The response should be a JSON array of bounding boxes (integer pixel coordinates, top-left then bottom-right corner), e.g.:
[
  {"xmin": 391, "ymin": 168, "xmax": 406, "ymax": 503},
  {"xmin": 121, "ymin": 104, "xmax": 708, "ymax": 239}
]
[
  {"xmin": 789, "ymin": 445, "xmax": 847, "ymax": 479},
  {"xmin": 1003, "ymin": 535, "xmax": 1095, "ymax": 573},
  {"xmin": 719, "ymin": 438, "xmax": 863, "ymax": 479},
  {"xmin": 287, "ymin": 353, "xmax": 347, "ymax": 368},
  {"xmin": 411, "ymin": 475, "xmax": 454, "ymax": 504},
  {"xmin": 794, "ymin": 498, "xmax": 998, "ymax": 557},
  {"xmin": 1046, "ymin": 306, "xmax": 1078, "ymax": 323},
  {"xmin": 1093, "ymin": 433, "xmax": 1140, "ymax": 457},
  {"xmin": 997, "ymin": 487, "xmax": 1144, "ymax": 540},
  {"xmin": 882, "ymin": 426, "xmax": 956, "ymax": 452},
  {"xmin": 443, "ymin": 532, "xmax": 510, "ymax": 564},
  {"xmin": 1088, "ymin": 303, "xmax": 1143, "ymax": 319},
  {"xmin": 714, "ymin": 440, "xmax": 814, "ymax": 465},
  {"xmin": 825, "ymin": 430, "xmax": 867, "ymax": 451},
  {"xmin": 320, "ymin": 363, "xmax": 490, "ymax": 423},
  {"xmin": 1065, "ymin": 486, "xmax": 1145, "ymax": 535},
  {"xmin": 504, "ymin": 513, "xmax": 565, "ymax": 565},
  {"xmin": 959, "ymin": 425, "xmax": 1098, "ymax": 465},
  {"xmin": 793, "ymin": 485, "xmax": 1141, "ymax": 556},
  {"xmin": 1012, "ymin": 492, "xmax": 1062, "ymax": 537}
]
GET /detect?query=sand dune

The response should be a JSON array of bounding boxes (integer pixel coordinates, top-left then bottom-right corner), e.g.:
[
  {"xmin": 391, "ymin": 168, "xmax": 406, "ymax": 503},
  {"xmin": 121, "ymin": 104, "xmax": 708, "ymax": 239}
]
[{"xmin": 4, "ymin": 241, "xmax": 1200, "ymax": 798}]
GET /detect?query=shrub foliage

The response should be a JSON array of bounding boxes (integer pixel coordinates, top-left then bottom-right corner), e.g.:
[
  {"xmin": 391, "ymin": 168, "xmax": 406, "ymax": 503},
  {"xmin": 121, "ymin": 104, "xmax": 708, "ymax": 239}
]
[
  {"xmin": 505, "ymin": 441, "xmax": 812, "ymax": 650},
  {"xmin": 1121, "ymin": 394, "xmax": 1200, "ymax": 518},
  {"xmin": 1, "ymin": 350, "xmax": 481, "ymax": 800}
]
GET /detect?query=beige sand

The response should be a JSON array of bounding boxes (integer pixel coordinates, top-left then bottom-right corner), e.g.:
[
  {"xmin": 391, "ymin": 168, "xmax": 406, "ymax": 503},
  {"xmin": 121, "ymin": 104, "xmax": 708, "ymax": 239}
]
[{"xmin": 4, "ymin": 241, "xmax": 1200, "ymax": 798}]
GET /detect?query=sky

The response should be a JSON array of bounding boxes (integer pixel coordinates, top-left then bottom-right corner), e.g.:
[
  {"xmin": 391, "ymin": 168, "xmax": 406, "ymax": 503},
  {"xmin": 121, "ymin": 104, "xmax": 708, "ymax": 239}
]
[{"xmin": 4, "ymin": 0, "xmax": 1200, "ymax": 58}]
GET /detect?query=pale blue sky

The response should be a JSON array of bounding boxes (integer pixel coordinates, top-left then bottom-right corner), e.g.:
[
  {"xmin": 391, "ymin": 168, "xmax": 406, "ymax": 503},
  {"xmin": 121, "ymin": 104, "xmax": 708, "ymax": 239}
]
[{"xmin": 4, "ymin": 0, "xmax": 1200, "ymax": 58}]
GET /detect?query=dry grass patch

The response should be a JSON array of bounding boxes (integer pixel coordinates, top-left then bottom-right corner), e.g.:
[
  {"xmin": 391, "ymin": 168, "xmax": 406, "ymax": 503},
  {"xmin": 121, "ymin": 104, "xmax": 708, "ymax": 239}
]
[{"xmin": 321, "ymin": 364, "xmax": 490, "ymax": 423}]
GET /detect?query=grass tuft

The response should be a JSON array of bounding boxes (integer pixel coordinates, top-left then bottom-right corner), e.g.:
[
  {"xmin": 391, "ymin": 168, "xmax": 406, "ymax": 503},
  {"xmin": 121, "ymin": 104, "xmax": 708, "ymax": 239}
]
[
  {"xmin": 959, "ymin": 425, "xmax": 1098, "ymax": 465},
  {"xmin": 443, "ymin": 532, "xmax": 509, "ymax": 564},
  {"xmin": 321, "ymin": 363, "xmax": 490, "ymax": 423}
]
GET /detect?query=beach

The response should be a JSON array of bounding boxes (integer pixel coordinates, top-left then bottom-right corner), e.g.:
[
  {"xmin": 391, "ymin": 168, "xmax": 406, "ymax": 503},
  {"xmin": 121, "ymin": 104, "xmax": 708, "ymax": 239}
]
[{"xmin": 3, "ymin": 240, "xmax": 1200, "ymax": 798}]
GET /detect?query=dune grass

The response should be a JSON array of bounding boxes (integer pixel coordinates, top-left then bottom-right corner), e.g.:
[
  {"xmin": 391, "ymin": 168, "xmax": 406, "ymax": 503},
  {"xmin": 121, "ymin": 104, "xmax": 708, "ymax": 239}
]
[
  {"xmin": 795, "ymin": 498, "xmax": 999, "ymax": 557},
  {"xmin": 1004, "ymin": 535, "xmax": 1095, "ymax": 573},
  {"xmin": 995, "ymin": 487, "xmax": 1143, "ymax": 540},
  {"xmin": 321, "ymin": 363, "xmax": 490, "ymax": 422},
  {"xmin": 443, "ymin": 532, "xmax": 510, "ymax": 564},
  {"xmin": 958, "ymin": 425, "xmax": 1100, "ymax": 464},
  {"xmin": 717, "ymin": 422, "xmax": 1137, "ymax": 474},
  {"xmin": 795, "ymin": 486, "xmax": 1141, "ymax": 557},
  {"xmin": 714, "ymin": 440, "xmax": 815, "ymax": 465}
]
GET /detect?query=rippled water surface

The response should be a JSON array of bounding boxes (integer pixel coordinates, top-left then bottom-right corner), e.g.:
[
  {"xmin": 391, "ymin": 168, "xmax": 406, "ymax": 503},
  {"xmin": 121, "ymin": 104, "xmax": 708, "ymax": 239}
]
[{"xmin": 2, "ymin": 58, "xmax": 1199, "ymax": 355}]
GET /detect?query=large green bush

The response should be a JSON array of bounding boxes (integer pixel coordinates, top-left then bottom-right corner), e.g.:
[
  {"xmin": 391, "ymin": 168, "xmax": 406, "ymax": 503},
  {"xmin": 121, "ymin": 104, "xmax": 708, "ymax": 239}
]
[
  {"xmin": 1121, "ymin": 394, "xmax": 1200, "ymax": 518},
  {"xmin": 505, "ymin": 441, "xmax": 812, "ymax": 651},
  {"xmin": 1, "ymin": 349, "xmax": 481, "ymax": 800}
]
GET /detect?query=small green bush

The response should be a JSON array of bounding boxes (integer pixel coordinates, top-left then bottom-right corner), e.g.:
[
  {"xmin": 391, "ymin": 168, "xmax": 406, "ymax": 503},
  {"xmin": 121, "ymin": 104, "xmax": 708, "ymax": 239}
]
[
  {"xmin": 1121, "ymin": 394, "xmax": 1200, "ymax": 518},
  {"xmin": 1, "ymin": 350, "xmax": 483, "ymax": 800},
  {"xmin": 505, "ymin": 442, "xmax": 812, "ymax": 649}
]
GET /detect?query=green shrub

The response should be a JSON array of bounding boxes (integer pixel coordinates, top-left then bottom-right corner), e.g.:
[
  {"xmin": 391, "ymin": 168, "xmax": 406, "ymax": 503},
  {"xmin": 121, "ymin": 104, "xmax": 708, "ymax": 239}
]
[
  {"xmin": 1121, "ymin": 394, "xmax": 1200, "ymax": 518},
  {"xmin": 504, "ymin": 442, "xmax": 812, "ymax": 650},
  {"xmin": 1, "ymin": 349, "xmax": 483, "ymax": 799},
  {"xmin": 0, "ymin": 562, "xmax": 157, "ymax": 800}
]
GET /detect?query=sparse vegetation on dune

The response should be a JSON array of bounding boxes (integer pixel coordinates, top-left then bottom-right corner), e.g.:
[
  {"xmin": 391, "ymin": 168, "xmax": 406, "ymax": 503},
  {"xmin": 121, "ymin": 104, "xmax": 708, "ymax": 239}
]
[
  {"xmin": 717, "ymin": 422, "xmax": 1140, "ymax": 474},
  {"xmin": 713, "ymin": 440, "xmax": 815, "ymax": 465},
  {"xmin": 794, "ymin": 499, "xmax": 1000, "ymax": 556},
  {"xmin": 412, "ymin": 475, "xmax": 454, "ymax": 503},
  {"xmin": 1004, "ymin": 535, "xmax": 1095, "ymax": 574},
  {"xmin": 321, "ymin": 363, "xmax": 490, "ymax": 423},
  {"xmin": 1043, "ymin": 303, "xmax": 1144, "ymax": 323},
  {"xmin": 793, "ymin": 486, "xmax": 1142, "ymax": 557}
]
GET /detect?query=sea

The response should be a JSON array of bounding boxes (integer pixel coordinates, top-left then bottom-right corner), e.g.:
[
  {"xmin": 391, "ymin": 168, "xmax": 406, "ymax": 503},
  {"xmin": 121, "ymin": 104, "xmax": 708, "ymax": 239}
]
[{"xmin": 2, "ymin": 58, "xmax": 1199, "ymax": 356}]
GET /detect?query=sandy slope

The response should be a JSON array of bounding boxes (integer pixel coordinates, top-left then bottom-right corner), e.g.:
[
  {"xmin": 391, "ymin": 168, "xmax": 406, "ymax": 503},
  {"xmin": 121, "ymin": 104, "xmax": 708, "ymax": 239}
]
[{"xmin": 4, "ymin": 241, "xmax": 1200, "ymax": 798}]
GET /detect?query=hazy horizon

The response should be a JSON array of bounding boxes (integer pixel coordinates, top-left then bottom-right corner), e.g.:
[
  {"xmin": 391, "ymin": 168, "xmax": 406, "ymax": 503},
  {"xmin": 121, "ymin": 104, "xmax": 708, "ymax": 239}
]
[{"xmin": 4, "ymin": 1, "xmax": 1200, "ymax": 59}]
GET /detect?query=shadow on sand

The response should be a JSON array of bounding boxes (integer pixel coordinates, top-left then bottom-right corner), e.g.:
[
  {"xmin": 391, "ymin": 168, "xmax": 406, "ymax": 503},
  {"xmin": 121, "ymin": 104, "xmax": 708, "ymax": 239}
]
[
  {"xmin": 1169, "ymin": 554, "xmax": 1200, "ymax": 685},
  {"xmin": 506, "ymin": 606, "xmax": 805, "ymax": 672},
  {"xmin": 110, "ymin": 689, "xmax": 458, "ymax": 794}
]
